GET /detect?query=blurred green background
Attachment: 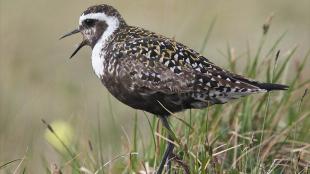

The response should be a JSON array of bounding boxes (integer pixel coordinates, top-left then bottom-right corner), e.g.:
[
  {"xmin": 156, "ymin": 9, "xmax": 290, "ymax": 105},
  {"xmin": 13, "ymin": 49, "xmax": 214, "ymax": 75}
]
[{"xmin": 0, "ymin": 0, "xmax": 309, "ymax": 173}]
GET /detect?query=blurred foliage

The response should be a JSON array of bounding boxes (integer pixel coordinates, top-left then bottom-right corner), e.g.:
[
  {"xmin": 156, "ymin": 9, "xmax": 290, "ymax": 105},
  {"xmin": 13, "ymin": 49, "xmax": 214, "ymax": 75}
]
[{"xmin": 0, "ymin": 0, "xmax": 309, "ymax": 173}]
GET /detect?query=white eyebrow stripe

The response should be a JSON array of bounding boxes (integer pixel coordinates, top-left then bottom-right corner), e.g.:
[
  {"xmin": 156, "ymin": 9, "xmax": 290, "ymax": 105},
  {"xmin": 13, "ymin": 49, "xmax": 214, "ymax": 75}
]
[
  {"xmin": 79, "ymin": 12, "xmax": 120, "ymax": 45},
  {"xmin": 79, "ymin": 13, "xmax": 117, "ymax": 25}
]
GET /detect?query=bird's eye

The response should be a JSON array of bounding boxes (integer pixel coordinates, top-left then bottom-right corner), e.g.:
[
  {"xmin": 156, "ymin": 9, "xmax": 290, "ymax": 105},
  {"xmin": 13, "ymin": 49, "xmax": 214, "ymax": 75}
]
[{"xmin": 83, "ymin": 19, "xmax": 96, "ymax": 27}]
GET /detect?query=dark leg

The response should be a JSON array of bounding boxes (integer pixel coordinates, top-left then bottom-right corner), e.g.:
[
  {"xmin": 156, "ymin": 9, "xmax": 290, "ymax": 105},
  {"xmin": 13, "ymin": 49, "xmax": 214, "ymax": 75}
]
[{"xmin": 157, "ymin": 116, "xmax": 175, "ymax": 174}]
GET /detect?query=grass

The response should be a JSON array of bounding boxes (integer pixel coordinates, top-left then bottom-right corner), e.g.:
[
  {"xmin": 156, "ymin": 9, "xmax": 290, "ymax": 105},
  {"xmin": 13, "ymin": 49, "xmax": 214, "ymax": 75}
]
[{"xmin": 1, "ymin": 14, "xmax": 310, "ymax": 174}]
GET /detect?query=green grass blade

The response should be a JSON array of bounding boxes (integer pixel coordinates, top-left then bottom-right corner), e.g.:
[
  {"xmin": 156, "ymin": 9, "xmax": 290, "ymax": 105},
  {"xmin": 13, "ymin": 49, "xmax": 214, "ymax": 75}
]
[{"xmin": 200, "ymin": 16, "xmax": 217, "ymax": 54}]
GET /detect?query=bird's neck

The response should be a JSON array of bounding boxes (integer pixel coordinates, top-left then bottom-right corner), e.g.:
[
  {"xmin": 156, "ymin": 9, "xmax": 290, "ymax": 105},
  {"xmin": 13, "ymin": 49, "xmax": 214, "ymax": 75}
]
[{"xmin": 91, "ymin": 23, "xmax": 123, "ymax": 79}]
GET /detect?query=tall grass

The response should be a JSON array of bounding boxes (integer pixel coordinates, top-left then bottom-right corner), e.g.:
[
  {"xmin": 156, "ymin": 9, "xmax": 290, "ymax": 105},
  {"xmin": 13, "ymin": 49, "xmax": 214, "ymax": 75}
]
[{"xmin": 2, "ymin": 15, "xmax": 309, "ymax": 174}]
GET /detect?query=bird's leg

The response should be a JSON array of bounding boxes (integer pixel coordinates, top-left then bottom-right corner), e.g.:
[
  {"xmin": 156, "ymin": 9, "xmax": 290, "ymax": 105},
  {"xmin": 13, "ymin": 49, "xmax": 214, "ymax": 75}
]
[{"xmin": 157, "ymin": 116, "xmax": 175, "ymax": 174}]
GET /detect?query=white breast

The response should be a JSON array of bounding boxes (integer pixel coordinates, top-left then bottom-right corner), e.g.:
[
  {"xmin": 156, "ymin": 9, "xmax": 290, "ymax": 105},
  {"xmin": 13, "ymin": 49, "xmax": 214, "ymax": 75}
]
[{"xmin": 91, "ymin": 43, "xmax": 105, "ymax": 78}]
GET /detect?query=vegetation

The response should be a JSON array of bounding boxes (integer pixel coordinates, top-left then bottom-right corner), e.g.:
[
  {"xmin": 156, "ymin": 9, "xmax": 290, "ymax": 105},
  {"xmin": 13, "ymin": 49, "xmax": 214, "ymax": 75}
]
[
  {"xmin": 39, "ymin": 16, "xmax": 310, "ymax": 174},
  {"xmin": 1, "ymin": 5, "xmax": 309, "ymax": 174}
]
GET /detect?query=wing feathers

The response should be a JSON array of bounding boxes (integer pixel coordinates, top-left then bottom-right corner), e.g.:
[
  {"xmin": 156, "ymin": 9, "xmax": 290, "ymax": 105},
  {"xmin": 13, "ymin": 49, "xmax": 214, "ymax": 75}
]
[{"xmin": 114, "ymin": 34, "xmax": 286, "ymax": 106}]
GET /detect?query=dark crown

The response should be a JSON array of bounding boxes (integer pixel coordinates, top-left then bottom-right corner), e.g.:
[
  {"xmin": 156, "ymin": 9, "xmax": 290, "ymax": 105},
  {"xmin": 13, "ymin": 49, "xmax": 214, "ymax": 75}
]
[{"xmin": 82, "ymin": 4, "xmax": 126, "ymax": 25}]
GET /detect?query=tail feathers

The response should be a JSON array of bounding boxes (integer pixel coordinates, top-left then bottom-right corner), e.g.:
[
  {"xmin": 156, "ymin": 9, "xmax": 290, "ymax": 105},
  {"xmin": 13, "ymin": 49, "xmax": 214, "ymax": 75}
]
[
  {"xmin": 228, "ymin": 73, "xmax": 288, "ymax": 92},
  {"xmin": 256, "ymin": 83, "xmax": 289, "ymax": 91}
]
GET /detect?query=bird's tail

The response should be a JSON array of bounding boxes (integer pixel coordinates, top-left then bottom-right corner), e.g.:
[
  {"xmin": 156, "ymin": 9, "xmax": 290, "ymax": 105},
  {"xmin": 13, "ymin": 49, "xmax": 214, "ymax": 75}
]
[
  {"xmin": 255, "ymin": 82, "xmax": 289, "ymax": 91},
  {"xmin": 230, "ymin": 74, "xmax": 289, "ymax": 91}
]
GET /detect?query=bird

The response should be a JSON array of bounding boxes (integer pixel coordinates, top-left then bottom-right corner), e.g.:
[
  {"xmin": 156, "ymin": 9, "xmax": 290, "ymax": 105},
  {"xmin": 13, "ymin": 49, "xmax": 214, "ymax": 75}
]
[{"xmin": 60, "ymin": 4, "xmax": 288, "ymax": 174}]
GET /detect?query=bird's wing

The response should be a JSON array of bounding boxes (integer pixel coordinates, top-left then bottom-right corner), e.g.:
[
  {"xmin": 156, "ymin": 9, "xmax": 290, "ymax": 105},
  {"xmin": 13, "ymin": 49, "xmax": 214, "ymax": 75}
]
[
  {"xmin": 115, "ymin": 38, "xmax": 197, "ymax": 94},
  {"xmin": 115, "ymin": 37, "xmax": 264, "ymax": 101}
]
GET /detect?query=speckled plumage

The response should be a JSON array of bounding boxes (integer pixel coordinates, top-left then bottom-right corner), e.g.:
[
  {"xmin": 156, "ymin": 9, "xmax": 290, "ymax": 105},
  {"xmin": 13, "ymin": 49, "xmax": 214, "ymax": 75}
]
[{"xmin": 65, "ymin": 4, "xmax": 288, "ymax": 116}]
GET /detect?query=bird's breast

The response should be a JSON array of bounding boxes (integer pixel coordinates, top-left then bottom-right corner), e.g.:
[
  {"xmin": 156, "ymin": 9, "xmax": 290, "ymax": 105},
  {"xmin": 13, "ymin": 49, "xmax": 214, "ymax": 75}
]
[{"xmin": 91, "ymin": 43, "xmax": 106, "ymax": 78}]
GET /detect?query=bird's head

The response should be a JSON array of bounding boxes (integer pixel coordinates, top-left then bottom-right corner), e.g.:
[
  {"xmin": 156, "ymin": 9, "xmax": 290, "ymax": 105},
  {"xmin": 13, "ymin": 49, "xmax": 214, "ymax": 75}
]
[{"xmin": 60, "ymin": 4, "xmax": 126, "ymax": 58}]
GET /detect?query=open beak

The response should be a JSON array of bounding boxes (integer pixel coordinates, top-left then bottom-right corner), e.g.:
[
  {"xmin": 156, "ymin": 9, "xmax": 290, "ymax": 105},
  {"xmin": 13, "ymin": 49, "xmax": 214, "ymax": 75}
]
[
  {"xmin": 60, "ymin": 28, "xmax": 80, "ymax": 39},
  {"xmin": 69, "ymin": 40, "xmax": 87, "ymax": 58},
  {"xmin": 60, "ymin": 28, "xmax": 87, "ymax": 59}
]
